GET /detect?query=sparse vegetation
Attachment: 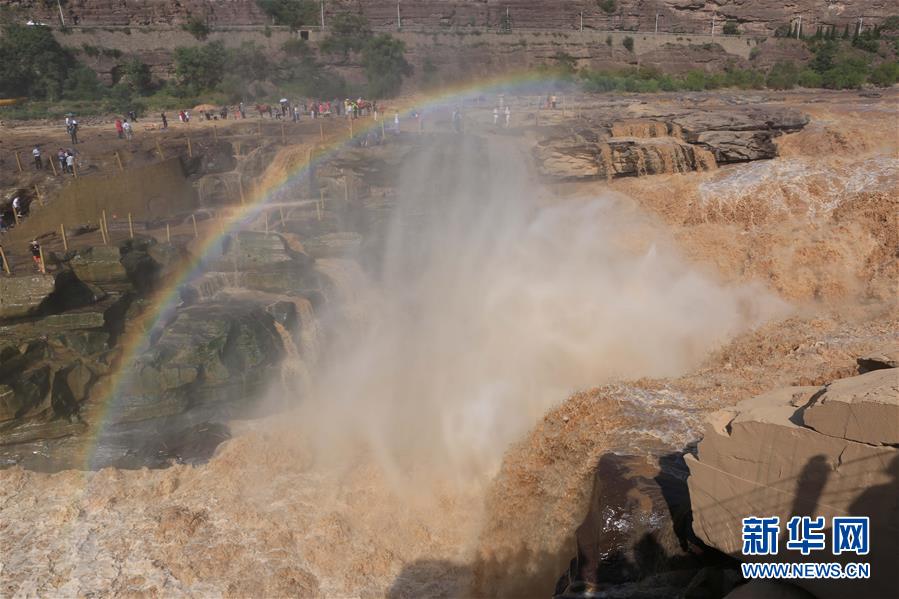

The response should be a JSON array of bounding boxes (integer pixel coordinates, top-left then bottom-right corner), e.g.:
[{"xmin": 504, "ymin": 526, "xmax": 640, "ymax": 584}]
[
  {"xmin": 598, "ymin": 0, "xmax": 617, "ymax": 15},
  {"xmin": 182, "ymin": 17, "xmax": 210, "ymax": 40},
  {"xmin": 320, "ymin": 12, "xmax": 373, "ymax": 61},
  {"xmin": 622, "ymin": 36, "xmax": 634, "ymax": 52},
  {"xmin": 723, "ymin": 21, "xmax": 739, "ymax": 35},
  {"xmin": 256, "ymin": 0, "xmax": 317, "ymax": 31}
]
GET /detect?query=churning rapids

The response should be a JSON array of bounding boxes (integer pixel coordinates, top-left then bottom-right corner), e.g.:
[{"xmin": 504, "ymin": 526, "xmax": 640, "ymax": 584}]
[{"xmin": 1, "ymin": 130, "xmax": 791, "ymax": 597}]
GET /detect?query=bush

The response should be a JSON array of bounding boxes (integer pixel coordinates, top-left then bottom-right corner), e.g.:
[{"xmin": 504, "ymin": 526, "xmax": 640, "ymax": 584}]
[
  {"xmin": 118, "ymin": 58, "xmax": 153, "ymax": 95},
  {"xmin": 182, "ymin": 17, "xmax": 210, "ymax": 40},
  {"xmin": 362, "ymin": 34, "xmax": 412, "ymax": 97},
  {"xmin": 622, "ymin": 36, "xmax": 634, "ymax": 52},
  {"xmin": 723, "ymin": 21, "xmax": 739, "ymax": 35},
  {"xmin": 766, "ymin": 61, "xmax": 799, "ymax": 89},
  {"xmin": 605, "ymin": 35, "xmax": 612, "ymax": 46},
  {"xmin": 173, "ymin": 42, "xmax": 227, "ymax": 94},
  {"xmin": 256, "ymin": 0, "xmax": 317, "ymax": 31},
  {"xmin": 797, "ymin": 68, "xmax": 823, "ymax": 87},
  {"xmin": 321, "ymin": 12, "xmax": 373, "ymax": 61},
  {"xmin": 851, "ymin": 33, "xmax": 880, "ymax": 53},
  {"xmin": 0, "ymin": 23, "xmax": 74, "ymax": 100},
  {"xmin": 598, "ymin": 0, "xmax": 617, "ymax": 14},
  {"xmin": 821, "ymin": 57, "xmax": 869, "ymax": 89},
  {"xmin": 868, "ymin": 61, "xmax": 899, "ymax": 86}
]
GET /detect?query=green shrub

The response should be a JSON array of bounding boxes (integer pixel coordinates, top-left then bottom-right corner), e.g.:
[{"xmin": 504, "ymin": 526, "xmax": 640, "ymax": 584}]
[
  {"xmin": 256, "ymin": 0, "xmax": 317, "ymax": 31},
  {"xmin": 362, "ymin": 34, "xmax": 412, "ymax": 98},
  {"xmin": 766, "ymin": 61, "xmax": 799, "ymax": 89},
  {"xmin": 821, "ymin": 57, "xmax": 869, "ymax": 88},
  {"xmin": 868, "ymin": 61, "xmax": 899, "ymax": 86},
  {"xmin": 723, "ymin": 21, "xmax": 739, "ymax": 35},
  {"xmin": 320, "ymin": 12, "xmax": 373, "ymax": 61},
  {"xmin": 0, "ymin": 23, "xmax": 74, "ymax": 100},
  {"xmin": 797, "ymin": 68, "xmax": 823, "ymax": 87},
  {"xmin": 182, "ymin": 17, "xmax": 210, "ymax": 40},
  {"xmin": 598, "ymin": 0, "xmax": 617, "ymax": 15},
  {"xmin": 622, "ymin": 36, "xmax": 634, "ymax": 52}
]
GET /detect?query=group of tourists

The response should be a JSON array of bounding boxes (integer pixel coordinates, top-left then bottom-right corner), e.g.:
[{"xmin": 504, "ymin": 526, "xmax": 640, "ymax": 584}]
[
  {"xmin": 114, "ymin": 117, "xmax": 135, "ymax": 140},
  {"xmin": 492, "ymin": 106, "xmax": 512, "ymax": 127}
]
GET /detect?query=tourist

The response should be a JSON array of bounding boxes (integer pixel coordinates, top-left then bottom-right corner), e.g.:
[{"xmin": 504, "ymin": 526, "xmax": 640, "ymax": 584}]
[
  {"xmin": 57, "ymin": 148, "xmax": 66, "ymax": 173},
  {"xmin": 32, "ymin": 146, "xmax": 42, "ymax": 170},
  {"xmin": 161, "ymin": 112, "xmax": 168, "ymax": 129},
  {"xmin": 68, "ymin": 119, "xmax": 79, "ymax": 144},
  {"xmin": 493, "ymin": 107, "xmax": 499, "ymax": 125},
  {"xmin": 12, "ymin": 197, "xmax": 21, "ymax": 219},
  {"xmin": 394, "ymin": 111, "xmax": 400, "ymax": 133},
  {"xmin": 551, "ymin": 95, "xmax": 558, "ymax": 109},
  {"xmin": 29, "ymin": 240, "xmax": 42, "ymax": 272},
  {"xmin": 128, "ymin": 110, "xmax": 137, "ymax": 122},
  {"xmin": 0, "ymin": 213, "xmax": 7, "ymax": 233},
  {"xmin": 123, "ymin": 120, "xmax": 133, "ymax": 140},
  {"xmin": 504, "ymin": 106, "xmax": 511, "ymax": 127},
  {"xmin": 115, "ymin": 118, "xmax": 124, "ymax": 139},
  {"xmin": 65, "ymin": 151, "xmax": 75, "ymax": 174},
  {"xmin": 239, "ymin": 102, "xmax": 246, "ymax": 119}
]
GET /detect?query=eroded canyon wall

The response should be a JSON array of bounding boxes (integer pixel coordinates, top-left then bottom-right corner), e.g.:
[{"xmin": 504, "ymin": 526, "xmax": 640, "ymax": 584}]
[{"xmin": 7, "ymin": 0, "xmax": 893, "ymax": 35}]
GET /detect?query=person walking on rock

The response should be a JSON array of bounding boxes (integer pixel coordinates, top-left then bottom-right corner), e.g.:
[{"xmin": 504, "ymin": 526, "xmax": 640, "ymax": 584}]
[
  {"xmin": 123, "ymin": 120, "xmax": 133, "ymax": 140},
  {"xmin": 32, "ymin": 146, "xmax": 42, "ymax": 170},
  {"xmin": 57, "ymin": 148, "xmax": 66, "ymax": 174},
  {"xmin": 493, "ymin": 107, "xmax": 499, "ymax": 125},
  {"xmin": 68, "ymin": 119, "xmax": 79, "ymax": 144},
  {"xmin": 65, "ymin": 151, "xmax": 75, "ymax": 174},
  {"xmin": 504, "ymin": 106, "xmax": 511, "ymax": 128},
  {"xmin": 29, "ymin": 239, "xmax": 42, "ymax": 272},
  {"xmin": 115, "ymin": 118, "xmax": 124, "ymax": 139},
  {"xmin": 161, "ymin": 112, "xmax": 168, "ymax": 129}
]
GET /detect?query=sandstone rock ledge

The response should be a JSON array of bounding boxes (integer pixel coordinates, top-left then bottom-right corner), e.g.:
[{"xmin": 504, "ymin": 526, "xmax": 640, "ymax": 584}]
[{"xmin": 686, "ymin": 358, "xmax": 899, "ymax": 598}]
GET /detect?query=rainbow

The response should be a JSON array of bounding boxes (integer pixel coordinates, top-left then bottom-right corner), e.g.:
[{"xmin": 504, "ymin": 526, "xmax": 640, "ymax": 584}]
[{"xmin": 82, "ymin": 70, "xmax": 567, "ymax": 470}]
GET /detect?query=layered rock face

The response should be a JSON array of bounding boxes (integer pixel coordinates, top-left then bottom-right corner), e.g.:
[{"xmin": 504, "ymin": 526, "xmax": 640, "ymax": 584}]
[
  {"xmin": 533, "ymin": 106, "xmax": 808, "ymax": 180},
  {"xmin": 9, "ymin": 0, "xmax": 892, "ymax": 34},
  {"xmin": 686, "ymin": 353, "xmax": 899, "ymax": 599}
]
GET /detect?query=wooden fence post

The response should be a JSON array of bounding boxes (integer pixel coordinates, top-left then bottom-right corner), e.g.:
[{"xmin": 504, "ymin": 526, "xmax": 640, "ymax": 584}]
[
  {"xmin": 0, "ymin": 246, "xmax": 10, "ymax": 275},
  {"xmin": 187, "ymin": 137, "xmax": 193, "ymax": 157},
  {"xmin": 115, "ymin": 152, "xmax": 124, "ymax": 172},
  {"xmin": 238, "ymin": 177, "xmax": 245, "ymax": 205},
  {"xmin": 191, "ymin": 214, "xmax": 198, "ymax": 239},
  {"xmin": 101, "ymin": 210, "xmax": 109, "ymax": 242},
  {"xmin": 213, "ymin": 125, "xmax": 218, "ymax": 141},
  {"xmin": 264, "ymin": 211, "xmax": 269, "ymax": 234},
  {"xmin": 99, "ymin": 216, "xmax": 108, "ymax": 245},
  {"xmin": 14, "ymin": 152, "xmax": 22, "ymax": 172},
  {"xmin": 60, "ymin": 224, "xmax": 68, "ymax": 251},
  {"xmin": 34, "ymin": 185, "xmax": 44, "ymax": 207},
  {"xmin": 49, "ymin": 155, "xmax": 58, "ymax": 176},
  {"xmin": 278, "ymin": 206, "xmax": 285, "ymax": 228},
  {"xmin": 319, "ymin": 123, "xmax": 324, "ymax": 140},
  {"xmin": 38, "ymin": 245, "xmax": 46, "ymax": 274},
  {"xmin": 156, "ymin": 138, "xmax": 166, "ymax": 160},
  {"xmin": 72, "ymin": 160, "xmax": 77, "ymax": 178},
  {"xmin": 281, "ymin": 123, "xmax": 285, "ymax": 143},
  {"xmin": 166, "ymin": 223, "xmax": 171, "ymax": 243}
]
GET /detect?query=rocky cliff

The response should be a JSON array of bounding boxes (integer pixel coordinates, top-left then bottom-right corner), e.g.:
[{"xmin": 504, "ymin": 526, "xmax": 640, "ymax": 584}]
[
  {"xmin": 8, "ymin": 0, "xmax": 894, "ymax": 35},
  {"xmin": 686, "ymin": 352, "xmax": 899, "ymax": 598}
]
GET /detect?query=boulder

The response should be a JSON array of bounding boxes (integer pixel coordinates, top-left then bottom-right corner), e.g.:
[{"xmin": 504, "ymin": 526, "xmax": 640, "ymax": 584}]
[
  {"xmin": 70, "ymin": 246, "xmax": 128, "ymax": 286},
  {"xmin": 0, "ymin": 275, "xmax": 55, "ymax": 320},
  {"xmin": 114, "ymin": 302, "xmax": 284, "ymax": 423},
  {"xmin": 686, "ymin": 370, "xmax": 899, "ymax": 599},
  {"xmin": 857, "ymin": 343, "xmax": 899, "ymax": 372},
  {"xmin": 803, "ymin": 369, "xmax": 899, "ymax": 445},
  {"xmin": 692, "ymin": 130, "xmax": 779, "ymax": 163}
]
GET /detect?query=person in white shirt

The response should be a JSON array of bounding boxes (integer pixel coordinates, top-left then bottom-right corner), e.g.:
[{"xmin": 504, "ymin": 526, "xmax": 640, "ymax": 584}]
[
  {"xmin": 493, "ymin": 107, "xmax": 499, "ymax": 125},
  {"xmin": 123, "ymin": 120, "xmax": 133, "ymax": 140},
  {"xmin": 32, "ymin": 147, "xmax": 42, "ymax": 169}
]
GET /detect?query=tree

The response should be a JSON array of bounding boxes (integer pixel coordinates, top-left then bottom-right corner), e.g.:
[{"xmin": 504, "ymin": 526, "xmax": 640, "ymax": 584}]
[
  {"xmin": 173, "ymin": 42, "xmax": 227, "ymax": 93},
  {"xmin": 723, "ymin": 21, "xmax": 739, "ymax": 35},
  {"xmin": 118, "ymin": 58, "xmax": 152, "ymax": 95},
  {"xmin": 598, "ymin": 0, "xmax": 617, "ymax": 15},
  {"xmin": 321, "ymin": 12, "xmax": 372, "ymax": 61},
  {"xmin": 765, "ymin": 61, "xmax": 799, "ymax": 89},
  {"xmin": 182, "ymin": 17, "xmax": 210, "ymax": 40},
  {"xmin": 256, "ymin": 0, "xmax": 318, "ymax": 31},
  {"xmin": 227, "ymin": 42, "xmax": 271, "ymax": 82},
  {"xmin": 0, "ymin": 23, "xmax": 74, "ymax": 100},
  {"xmin": 362, "ymin": 34, "xmax": 412, "ymax": 98}
]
